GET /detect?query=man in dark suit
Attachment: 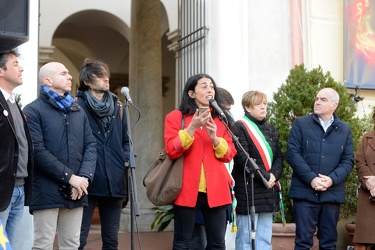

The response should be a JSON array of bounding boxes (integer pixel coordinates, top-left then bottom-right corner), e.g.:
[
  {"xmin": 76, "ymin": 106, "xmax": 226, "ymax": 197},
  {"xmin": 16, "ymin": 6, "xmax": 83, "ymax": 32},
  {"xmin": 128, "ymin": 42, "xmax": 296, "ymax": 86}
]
[{"xmin": 0, "ymin": 49, "xmax": 34, "ymax": 247}]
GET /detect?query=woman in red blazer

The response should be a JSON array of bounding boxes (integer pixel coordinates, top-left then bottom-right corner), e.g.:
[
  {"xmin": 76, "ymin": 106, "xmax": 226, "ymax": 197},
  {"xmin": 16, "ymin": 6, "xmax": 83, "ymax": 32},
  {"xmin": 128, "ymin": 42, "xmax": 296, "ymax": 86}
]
[{"xmin": 164, "ymin": 73, "xmax": 237, "ymax": 250}]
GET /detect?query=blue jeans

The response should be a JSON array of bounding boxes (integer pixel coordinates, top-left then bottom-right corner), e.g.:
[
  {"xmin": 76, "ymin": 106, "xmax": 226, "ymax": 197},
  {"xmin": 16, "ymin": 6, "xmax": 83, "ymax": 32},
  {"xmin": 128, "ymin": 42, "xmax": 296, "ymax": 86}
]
[
  {"xmin": 235, "ymin": 213, "xmax": 273, "ymax": 250},
  {"xmin": 11, "ymin": 206, "xmax": 34, "ymax": 250},
  {"xmin": 0, "ymin": 186, "xmax": 25, "ymax": 247}
]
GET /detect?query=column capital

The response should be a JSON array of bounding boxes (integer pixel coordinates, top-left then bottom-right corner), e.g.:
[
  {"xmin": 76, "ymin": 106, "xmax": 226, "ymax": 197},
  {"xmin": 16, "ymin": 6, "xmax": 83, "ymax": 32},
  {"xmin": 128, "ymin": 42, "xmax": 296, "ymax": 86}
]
[
  {"xmin": 166, "ymin": 29, "xmax": 179, "ymax": 53},
  {"xmin": 39, "ymin": 46, "xmax": 55, "ymax": 66}
]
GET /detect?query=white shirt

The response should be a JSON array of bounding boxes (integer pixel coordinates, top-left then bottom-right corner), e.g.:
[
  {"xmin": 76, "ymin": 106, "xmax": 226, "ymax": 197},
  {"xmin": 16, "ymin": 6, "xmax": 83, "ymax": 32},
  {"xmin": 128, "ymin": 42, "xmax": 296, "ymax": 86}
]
[
  {"xmin": 318, "ymin": 116, "xmax": 334, "ymax": 132},
  {"xmin": 0, "ymin": 87, "xmax": 15, "ymax": 103}
]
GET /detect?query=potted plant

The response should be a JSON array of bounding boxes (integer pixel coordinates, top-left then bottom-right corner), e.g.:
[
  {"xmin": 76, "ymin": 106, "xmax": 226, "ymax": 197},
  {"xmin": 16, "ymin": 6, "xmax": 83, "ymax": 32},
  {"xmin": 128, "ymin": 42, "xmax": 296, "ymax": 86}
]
[
  {"xmin": 151, "ymin": 205, "xmax": 174, "ymax": 232},
  {"xmin": 268, "ymin": 64, "xmax": 366, "ymax": 247}
]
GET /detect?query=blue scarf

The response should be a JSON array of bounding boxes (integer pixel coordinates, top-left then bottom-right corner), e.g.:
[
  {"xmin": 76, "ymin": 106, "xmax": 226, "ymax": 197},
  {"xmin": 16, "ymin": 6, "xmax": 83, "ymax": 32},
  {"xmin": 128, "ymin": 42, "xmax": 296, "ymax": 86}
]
[{"xmin": 40, "ymin": 85, "xmax": 75, "ymax": 113}]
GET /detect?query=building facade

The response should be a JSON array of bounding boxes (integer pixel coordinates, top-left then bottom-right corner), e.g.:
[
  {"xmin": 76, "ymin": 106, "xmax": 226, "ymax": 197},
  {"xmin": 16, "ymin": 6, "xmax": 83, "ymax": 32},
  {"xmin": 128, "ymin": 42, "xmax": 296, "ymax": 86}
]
[{"xmin": 13, "ymin": 0, "xmax": 372, "ymax": 248}]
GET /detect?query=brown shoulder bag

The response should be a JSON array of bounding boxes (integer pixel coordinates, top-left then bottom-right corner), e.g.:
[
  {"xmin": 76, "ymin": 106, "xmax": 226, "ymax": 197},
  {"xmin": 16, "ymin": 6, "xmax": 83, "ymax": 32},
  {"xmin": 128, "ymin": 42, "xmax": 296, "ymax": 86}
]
[{"xmin": 143, "ymin": 114, "xmax": 184, "ymax": 206}]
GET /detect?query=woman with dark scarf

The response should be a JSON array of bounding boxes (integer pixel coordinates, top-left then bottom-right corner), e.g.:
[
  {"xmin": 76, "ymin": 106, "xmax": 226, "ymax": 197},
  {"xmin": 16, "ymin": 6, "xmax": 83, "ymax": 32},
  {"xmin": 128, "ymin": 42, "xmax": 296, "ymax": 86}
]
[{"xmin": 76, "ymin": 59, "xmax": 130, "ymax": 250}]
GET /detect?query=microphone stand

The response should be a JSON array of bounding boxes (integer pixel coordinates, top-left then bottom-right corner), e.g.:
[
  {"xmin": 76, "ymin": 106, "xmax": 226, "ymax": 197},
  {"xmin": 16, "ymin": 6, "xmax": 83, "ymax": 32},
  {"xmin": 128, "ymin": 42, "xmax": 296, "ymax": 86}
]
[
  {"xmin": 218, "ymin": 115, "xmax": 270, "ymax": 250},
  {"xmin": 123, "ymin": 99, "xmax": 140, "ymax": 250}
]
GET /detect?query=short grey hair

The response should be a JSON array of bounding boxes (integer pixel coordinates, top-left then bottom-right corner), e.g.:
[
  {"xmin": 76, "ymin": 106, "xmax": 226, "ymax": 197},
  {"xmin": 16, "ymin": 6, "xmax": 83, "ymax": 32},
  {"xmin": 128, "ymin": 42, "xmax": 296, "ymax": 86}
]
[{"xmin": 328, "ymin": 88, "xmax": 340, "ymax": 103}]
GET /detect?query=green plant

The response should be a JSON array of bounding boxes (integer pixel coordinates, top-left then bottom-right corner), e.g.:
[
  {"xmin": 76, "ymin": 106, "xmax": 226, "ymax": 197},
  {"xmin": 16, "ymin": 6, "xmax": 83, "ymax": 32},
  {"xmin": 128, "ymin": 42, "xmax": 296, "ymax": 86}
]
[
  {"xmin": 15, "ymin": 93, "xmax": 22, "ymax": 108},
  {"xmin": 269, "ymin": 64, "xmax": 367, "ymax": 223},
  {"xmin": 151, "ymin": 205, "xmax": 174, "ymax": 232}
]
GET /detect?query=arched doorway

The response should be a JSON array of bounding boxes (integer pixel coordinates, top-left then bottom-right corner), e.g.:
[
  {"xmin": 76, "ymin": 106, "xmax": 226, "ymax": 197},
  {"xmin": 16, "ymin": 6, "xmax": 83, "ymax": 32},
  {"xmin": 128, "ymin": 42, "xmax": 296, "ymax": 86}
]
[{"xmin": 40, "ymin": 3, "xmax": 176, "ymax": 229}]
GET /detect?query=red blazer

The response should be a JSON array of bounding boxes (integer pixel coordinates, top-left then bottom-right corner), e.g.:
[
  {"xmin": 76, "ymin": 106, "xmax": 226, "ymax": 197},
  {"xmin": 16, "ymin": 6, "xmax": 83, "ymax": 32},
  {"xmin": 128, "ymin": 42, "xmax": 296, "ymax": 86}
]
[{"xmin": 164, "ymin": 110, "xmax": 236, "ymax": 208}]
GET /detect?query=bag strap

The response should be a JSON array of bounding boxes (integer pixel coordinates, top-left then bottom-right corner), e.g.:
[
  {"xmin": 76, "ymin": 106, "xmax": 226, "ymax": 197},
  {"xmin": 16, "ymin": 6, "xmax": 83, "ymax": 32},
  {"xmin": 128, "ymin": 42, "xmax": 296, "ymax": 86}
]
[
  {"xmin": 181, "ymin": 112, "xmax": 185, "ymax": 129},
  {"xmin": 117, "ymin": 99, "xmax": 123, "ymax": 120},
  {"xmin": 142, "ymin": 111, "xmax": 184, "ymax": 187}
]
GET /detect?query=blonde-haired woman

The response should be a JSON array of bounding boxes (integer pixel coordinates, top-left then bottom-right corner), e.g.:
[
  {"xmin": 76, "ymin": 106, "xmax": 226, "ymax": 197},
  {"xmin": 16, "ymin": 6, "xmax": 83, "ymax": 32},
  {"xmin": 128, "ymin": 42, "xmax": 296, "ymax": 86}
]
[{"xmin": 232, "ymin": 90, "xmax": 283, "ymax": 250}]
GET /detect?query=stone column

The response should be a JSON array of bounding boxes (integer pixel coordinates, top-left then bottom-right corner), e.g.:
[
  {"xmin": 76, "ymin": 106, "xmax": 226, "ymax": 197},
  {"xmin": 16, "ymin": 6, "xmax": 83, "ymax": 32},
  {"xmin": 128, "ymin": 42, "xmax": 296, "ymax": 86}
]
[
  {"xmin": 122, "ymin": 0, "xmax": 163, "ymax": 232},
  {"xmin": 37, "ymin": 46, "xmax": 55, "ymax": 95},
  {"xmin": 38, "ymin": 46, "xmax": 55, "ymax": 68}
]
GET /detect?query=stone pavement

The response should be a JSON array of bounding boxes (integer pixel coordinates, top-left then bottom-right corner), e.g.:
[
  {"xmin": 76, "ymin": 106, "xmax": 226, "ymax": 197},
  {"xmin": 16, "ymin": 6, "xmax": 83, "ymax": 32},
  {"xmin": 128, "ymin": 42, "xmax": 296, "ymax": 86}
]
[{"xmin": 84, "ymin": 224, "xmax": 174, "ymax": 250}]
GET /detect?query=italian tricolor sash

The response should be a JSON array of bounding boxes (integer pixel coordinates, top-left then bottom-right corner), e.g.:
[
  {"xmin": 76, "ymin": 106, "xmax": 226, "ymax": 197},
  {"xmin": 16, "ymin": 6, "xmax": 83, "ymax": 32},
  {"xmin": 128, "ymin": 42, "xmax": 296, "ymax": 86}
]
[
  {"xmin": 238, "ymin": 116, "xmax": 286, "ymax": 226},
  {"xmin": 238, "ymin": 116, "xmax": 273, "ymax": 171}
]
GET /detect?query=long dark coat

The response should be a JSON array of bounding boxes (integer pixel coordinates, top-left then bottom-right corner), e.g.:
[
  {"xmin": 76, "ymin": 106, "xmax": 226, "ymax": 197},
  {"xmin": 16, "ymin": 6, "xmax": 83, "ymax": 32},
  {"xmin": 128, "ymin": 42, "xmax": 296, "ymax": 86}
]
[{"xmin": 353, "ymin": 130, "xmax": 375, "ymax": 244}]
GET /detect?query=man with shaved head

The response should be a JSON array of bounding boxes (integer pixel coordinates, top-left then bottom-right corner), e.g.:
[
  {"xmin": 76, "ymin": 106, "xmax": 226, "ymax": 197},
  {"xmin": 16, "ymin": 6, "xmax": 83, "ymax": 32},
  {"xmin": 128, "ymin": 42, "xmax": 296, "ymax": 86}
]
[
  {"xmin": 287, "ymin": 88, "xmax": 354, "ymax": 249},
  {"xmin": 23, "ymin": 62, "xmax": 97, "ymax": 249}
]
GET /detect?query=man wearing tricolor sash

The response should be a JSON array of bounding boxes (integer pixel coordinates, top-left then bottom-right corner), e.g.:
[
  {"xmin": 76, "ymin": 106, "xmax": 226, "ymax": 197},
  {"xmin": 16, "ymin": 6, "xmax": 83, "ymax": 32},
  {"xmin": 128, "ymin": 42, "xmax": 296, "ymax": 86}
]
[{"xmin": 232, "ymin": 90, "xmax": 283, "ymax": 250}]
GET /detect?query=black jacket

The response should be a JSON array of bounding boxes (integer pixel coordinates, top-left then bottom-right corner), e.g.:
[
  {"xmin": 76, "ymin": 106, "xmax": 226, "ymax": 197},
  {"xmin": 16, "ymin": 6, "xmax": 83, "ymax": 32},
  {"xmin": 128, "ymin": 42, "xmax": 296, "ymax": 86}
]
[
  {"xmin": 23, "ymin": 91, "xmax": 96, "ymax": 212},
  {"xmin": 0, "ymin": 92, "xmax": 34, "ymax": 211},
  {"xmin": 232, "ymin": 112, "xmax": 283, "ymax": 214},
  {"xmin": 76, "ymin": 91, "xmax": 130, "ymax": 198}
]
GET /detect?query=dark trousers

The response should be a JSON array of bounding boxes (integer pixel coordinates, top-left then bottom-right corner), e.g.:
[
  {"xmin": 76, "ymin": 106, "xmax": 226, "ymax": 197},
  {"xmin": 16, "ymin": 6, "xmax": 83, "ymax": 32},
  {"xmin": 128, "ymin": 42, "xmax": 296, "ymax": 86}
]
[
  {"xmin": 294, "ymin": 200, "xmax": 340, "ymax": 250},
  {"xmin": 79, "ymin": 196, "xmax": 123, "ymax": 250},
  {"xmin": 190, "ymin": 205, "xmax": 232, "ymax": 250},
  {"xmin": 190, "ymin": 223, "xmax": 207, "ymax": 250},
  {"xmin": 173, "ymin": 192, "xmax": 227, "ymax": 250}
]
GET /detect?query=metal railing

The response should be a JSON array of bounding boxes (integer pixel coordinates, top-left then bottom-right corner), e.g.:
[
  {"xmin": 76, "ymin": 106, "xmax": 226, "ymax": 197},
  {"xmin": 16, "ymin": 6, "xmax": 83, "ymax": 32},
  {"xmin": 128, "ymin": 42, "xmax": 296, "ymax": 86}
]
[{"xmin": 177, "ymin": 0, "xmax": 208, "ymax": 106}]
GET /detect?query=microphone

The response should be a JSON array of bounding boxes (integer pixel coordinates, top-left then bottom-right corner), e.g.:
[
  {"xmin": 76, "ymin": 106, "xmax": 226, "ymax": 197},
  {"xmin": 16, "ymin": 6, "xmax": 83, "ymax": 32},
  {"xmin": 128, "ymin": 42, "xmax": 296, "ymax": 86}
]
[
  {"xmin": 121, "ymin": 87, "xmax": 133, "ymax": 104},
  {"xmin": 209, "ymin": 98, "xmax": 226, "ymax": 119}
]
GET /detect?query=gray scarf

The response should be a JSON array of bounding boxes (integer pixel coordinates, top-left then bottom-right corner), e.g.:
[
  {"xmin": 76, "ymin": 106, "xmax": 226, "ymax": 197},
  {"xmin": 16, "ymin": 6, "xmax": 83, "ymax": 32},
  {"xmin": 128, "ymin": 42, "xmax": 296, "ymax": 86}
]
[{"xmin": 84, "ymin": 91, "xmax": 114, "ymax": 132}]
